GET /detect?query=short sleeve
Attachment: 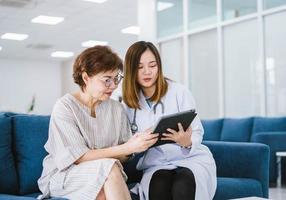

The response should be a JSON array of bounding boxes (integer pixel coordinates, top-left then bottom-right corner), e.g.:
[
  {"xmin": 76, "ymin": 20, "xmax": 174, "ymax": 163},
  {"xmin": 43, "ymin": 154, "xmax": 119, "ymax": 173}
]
[
  {"xmin": 118, "ymin": 105, "xmax": 132, "ymax": 144},
  {"xmin": 46, "ymin": 101, "xmax": 89, "ymax": 171}
]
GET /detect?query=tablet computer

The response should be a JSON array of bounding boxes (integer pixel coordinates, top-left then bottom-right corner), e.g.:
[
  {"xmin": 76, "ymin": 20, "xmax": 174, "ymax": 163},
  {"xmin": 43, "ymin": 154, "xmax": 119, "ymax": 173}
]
[{"xmin": 150, "ymin": 109, "xmax": 197, "ymax": 148}]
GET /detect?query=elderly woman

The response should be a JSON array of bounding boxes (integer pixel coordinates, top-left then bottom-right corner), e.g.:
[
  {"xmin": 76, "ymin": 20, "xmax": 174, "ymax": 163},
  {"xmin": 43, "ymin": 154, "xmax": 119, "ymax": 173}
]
[{"xmin": 38, "ymin": 46, "xmax": 158, "ymax": 200}]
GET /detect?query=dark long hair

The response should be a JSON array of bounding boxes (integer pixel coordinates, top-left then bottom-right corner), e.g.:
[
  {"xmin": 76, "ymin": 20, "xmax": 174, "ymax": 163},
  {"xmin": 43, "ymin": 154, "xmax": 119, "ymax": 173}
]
[{"xmin": 123, "ymin": 41, "xmax": 168, "ymax": 109}]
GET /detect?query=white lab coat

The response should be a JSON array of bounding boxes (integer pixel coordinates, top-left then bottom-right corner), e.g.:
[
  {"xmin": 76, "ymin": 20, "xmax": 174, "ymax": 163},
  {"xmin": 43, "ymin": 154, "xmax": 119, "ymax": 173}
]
[{"xmin": 124, "ymin": 80, "xmax": 217, "ymax": 200}]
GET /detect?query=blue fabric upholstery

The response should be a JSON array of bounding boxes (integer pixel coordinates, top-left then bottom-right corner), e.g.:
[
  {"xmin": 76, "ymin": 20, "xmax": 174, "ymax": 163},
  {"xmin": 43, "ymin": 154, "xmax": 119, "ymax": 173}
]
[
  {"xmin": 13, "ymin": 115, "xmax": 50, "ymax": 195},
  {"xmin": 0, "ymin": 113, "xmax": 18, "ymax": 194},
  {"xmin": 214, "ymin": 177, "xmax": 263, "ymax": 200},
  {"xmin": 0, "ymin": 113, "xmax": 272, "ymax": 199},
  {"xmin": 203, "ymin": 141, "xmax": 269, "ymax": 198},
  {"xmin": 201, "ymin": 119, "xmax": 223, "ymax": 141},
  {"xmin": 253, "ymin": 117, "xmax": 286, "ymax": 134},
  {"xmin": 0, "ymin": 194, "xmax": 37, "ymax": 200},
  {"xmin": 252, "ymin": 117, "xmax": 286, "ymax": 183},
  {"xmin": 220, "ymin": 118, "xmax": 253, "ymax": 142},
  {"xmin": 0, "ymin": 194, "xmax": 66, "ymax": 200},
  {"xmin": 252, "ymin": 132, "xmax": 286, "ymax": 183},
  {"xmin": 202, "ymin": 116, "xmax": 286, "ymax": 186}
]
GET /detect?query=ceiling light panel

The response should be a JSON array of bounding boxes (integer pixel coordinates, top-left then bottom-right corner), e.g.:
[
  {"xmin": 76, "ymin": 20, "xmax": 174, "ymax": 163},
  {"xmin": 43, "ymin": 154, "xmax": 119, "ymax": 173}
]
[
  {"xmin": 1, "ymin": 33, "xmax": 29, "ymax": 41},
  {"xmin": 31, "ymin": 15, "xmax": 64, "ymax": 25},
  {"xmin": 82, "ymin": 0, "xmax": 107, "ymax": 3},
  {"xmin": 121, "ymin": 26, "xmax": 140, "ymax": 35},
  {"xmin": 51, "ymin": 51, "xmax": 74, "ymax": 58},
  {"xmin": 81, "ymin": 40, "xmax": 108, "ymax": 47}
]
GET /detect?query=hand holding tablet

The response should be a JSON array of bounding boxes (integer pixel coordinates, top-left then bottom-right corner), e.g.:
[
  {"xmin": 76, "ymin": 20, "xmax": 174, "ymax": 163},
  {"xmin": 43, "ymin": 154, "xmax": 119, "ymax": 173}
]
[{"xmin": 150, "ymin": 109, "xmax": 197, "ymax": 148}]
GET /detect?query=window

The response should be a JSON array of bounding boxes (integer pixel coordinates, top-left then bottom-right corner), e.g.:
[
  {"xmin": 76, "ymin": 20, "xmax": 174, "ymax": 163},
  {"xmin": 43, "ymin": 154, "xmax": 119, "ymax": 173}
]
[
  {"xmin": 222, "ymin": 0, "xmax": 257, "ymax": 20},
  {"xmin": 157, "ymin": 0, "xmax": 183, "ymax": 38},
  {"xmin": 264, "ymin": 0, "xmax": 286, "ymax": 10},
  {"xmin": 188, "ymin": 0, "xmax": 217, "ymax": 30}
]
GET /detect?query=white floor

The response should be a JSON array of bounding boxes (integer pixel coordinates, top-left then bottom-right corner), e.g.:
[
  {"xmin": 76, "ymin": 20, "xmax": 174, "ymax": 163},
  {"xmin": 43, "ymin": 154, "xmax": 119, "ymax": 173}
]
[{"xmin": 269, "ymin": 186, "xmax": 286, "ymax": 200}]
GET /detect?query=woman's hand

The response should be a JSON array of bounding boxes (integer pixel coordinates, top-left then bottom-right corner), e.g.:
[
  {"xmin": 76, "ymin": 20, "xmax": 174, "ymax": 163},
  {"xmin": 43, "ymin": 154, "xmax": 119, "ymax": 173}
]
[
  {"xmin": 125, "ymin": 128, "xmax": 159, "ymax": 154},
  {"xmin": 161, "ymin": 123, "xmax": 192, "ymax": 148}
]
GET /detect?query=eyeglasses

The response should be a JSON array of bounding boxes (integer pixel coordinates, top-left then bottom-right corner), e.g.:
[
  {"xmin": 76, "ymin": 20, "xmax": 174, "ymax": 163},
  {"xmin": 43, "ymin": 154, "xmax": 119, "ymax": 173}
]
[{"xmin": 103, "ymin": 74, "xmax": 124, "ymax": 88}]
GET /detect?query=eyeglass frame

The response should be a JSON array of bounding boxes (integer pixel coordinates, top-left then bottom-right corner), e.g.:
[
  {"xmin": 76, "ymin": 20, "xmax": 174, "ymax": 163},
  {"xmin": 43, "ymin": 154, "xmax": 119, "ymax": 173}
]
[{"xmin": 101, "ymin": 73, "xmax": 124, "ymax": 88}]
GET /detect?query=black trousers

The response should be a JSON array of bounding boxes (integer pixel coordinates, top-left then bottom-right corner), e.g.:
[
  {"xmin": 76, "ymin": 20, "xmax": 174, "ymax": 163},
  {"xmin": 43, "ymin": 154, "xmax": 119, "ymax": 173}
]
[{"xmin": 149, "ymin": 167, "xmax": 196, "ymax": 200}]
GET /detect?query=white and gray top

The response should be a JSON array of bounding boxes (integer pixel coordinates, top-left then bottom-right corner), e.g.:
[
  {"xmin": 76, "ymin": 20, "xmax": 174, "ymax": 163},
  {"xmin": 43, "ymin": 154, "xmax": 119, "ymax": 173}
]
[{"xmin": 38, "ymin": 94, "xmax": 131, "ymax": 200}]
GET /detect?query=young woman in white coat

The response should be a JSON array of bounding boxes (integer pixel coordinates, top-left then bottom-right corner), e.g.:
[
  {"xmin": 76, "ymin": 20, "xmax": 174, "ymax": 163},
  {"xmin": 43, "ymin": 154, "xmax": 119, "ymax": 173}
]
[{"xmin": 122, "ymin": 41, "xmax": 217, "ymax": 200}]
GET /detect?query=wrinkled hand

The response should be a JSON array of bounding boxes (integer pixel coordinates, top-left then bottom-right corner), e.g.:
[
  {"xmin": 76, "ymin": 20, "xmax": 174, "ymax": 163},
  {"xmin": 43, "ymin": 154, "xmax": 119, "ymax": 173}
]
[
  {"xmin": 161, "ymin": 123, "xmax": 192, "ymax": 147},
  {"xmin": 126, "ymin": 128, "xmax": 159, "ymax": 154}
]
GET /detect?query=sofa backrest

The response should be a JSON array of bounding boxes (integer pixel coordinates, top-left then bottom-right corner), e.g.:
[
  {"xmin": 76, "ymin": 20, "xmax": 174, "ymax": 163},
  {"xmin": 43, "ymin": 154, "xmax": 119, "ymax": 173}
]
[
  {"xmin": 12, "ymin": 114, "xmax": 50, "ymax": 195},
  {"xmin": 220, "ymin": 117, "xmax": 254, "ymax": 142},
  {"xmin": 0, "ymin": 113, "xmax": 18, "ymax": 194},
  {"xmin": 202, "ymin": 116, "xmax": 286, "ymax": 142},
  {"xmin": 201, "ymin": 119, "xmax": 223, "ymax": 141},
  {"xmin": 252, "ymin": 116, "xmax": 286, "ymax": 140}
]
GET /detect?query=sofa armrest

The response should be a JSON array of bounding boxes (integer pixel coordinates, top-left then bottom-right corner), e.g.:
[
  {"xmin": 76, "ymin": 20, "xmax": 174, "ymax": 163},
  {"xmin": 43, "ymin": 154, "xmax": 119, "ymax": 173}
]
[
  {"xmin": 203, "ymin": 141, "xmax": 269, "ymax": 197},
  {"xmin": 252, "ymin": 132, "xmax": 286, "ymax": 150},
  {"xmin": 252, "ymin": 131, "xmax": 286, "ymax": 183}
]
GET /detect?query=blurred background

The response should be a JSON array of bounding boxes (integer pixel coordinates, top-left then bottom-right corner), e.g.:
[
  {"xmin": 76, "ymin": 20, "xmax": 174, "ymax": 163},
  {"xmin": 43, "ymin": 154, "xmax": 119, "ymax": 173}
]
[{"xmin": 0, "ymin": 0, "xmax": 285, "ymax": 120}]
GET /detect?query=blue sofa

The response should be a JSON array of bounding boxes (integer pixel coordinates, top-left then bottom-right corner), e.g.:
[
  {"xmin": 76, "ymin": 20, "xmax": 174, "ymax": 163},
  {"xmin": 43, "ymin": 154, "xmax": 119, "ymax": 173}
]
[
  {"xmin": 202, "ymin": 117, "xmax": 286, "ymax": 186},
  {"xmin": 0, "ymin": 113, "xmax": 269, "ymax": 200}
]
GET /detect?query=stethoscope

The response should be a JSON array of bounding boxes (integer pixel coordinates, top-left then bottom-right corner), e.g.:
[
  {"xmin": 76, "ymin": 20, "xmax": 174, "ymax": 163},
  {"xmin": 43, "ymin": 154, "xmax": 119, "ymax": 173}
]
[{"xmin": 130, "ymin": 100, "xmax": 165, "ymax": 134}]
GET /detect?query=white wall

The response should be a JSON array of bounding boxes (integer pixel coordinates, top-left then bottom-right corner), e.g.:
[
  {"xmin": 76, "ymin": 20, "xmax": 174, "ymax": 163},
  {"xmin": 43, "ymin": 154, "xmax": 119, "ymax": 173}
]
[
  {"xmin": 138, "ymin": 0, "xmax": 156, "ymax": 42},
  {"xmin": 0, "ymin": 59, "xmax": 62, "ymax": 115},
  {"xmin": 61, "ymin": 59, "xmax": 78, "ymax": 95}
]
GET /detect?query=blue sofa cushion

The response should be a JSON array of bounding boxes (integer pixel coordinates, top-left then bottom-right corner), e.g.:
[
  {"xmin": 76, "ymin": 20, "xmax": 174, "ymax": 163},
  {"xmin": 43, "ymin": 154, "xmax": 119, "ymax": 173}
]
[
  {"xmin": 214, "ymin": 177, "xmax": 263, "ymax": 200},
  {"xmin": 0, "ymin": 113, "xmax": 18, "ymax": 194},
  {"xmin": 0, "ymin": 194, "xmax": 37, "ymax": 200},
  {"xmin": 0, "ymin": 193, "xmax": 67, "ymax": 200},
  {"xmin": 13, "ymin": 115, "xmax": 50, "ymax": 195},
  {"xmin": 220, "ymin": 118, "xmax": 253, "ymax": 142},
  {"xmin": 253, "ymin": 116, "xmax": 286, "ymax": 134},
  {"xmin": 201, "ymin": 119, "xmax": 223, "ymax": 141}
]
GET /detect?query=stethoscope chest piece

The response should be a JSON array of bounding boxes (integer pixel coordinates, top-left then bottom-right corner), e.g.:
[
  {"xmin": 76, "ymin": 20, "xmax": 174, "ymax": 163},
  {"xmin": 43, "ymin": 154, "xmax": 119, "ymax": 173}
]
[
  {"xmin": 131, "ymin": 123, "xmax": 138, "ymax": 134},
  {"xmin": 130, "ymin": 101, "xmax": 164, "ymax": 134}
]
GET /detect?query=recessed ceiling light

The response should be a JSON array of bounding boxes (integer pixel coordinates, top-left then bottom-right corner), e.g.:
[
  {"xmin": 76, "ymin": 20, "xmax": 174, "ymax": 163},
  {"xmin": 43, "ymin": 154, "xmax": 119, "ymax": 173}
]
[
  {"xmin": 157, "ymin": 2, "xmax": 174, "ymax": 12},
  {"xmin": 1, "ymin": 33, "xmax": 28, "ymax": 41},
  {"xmin": 82, "ymin": 0, "xmax": 107, "ymax": 3},
  {"xmin": 51, "ymin": 51, "xmax": 74, "ymax": 58},
  {"xmin": 121, "ymin": 26, "xmax": 140, "ymax": 35},
  {"xmin": 81, "ymin": 40, "xmax": 108, "ymax": 47},
  {"xmin": 0, "ymin": 46, "xmax": 2, "ymax": 51},
  {"xmin": 31, "ymin": 15, "xmax": 64, "ymax": 25}
]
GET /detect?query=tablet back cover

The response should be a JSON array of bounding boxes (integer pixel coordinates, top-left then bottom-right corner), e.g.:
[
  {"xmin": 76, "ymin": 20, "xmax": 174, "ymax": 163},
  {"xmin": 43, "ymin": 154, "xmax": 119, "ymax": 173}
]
[{"xmin": 151, "ymin": 110, "xmax": 197, "ymax": 148}]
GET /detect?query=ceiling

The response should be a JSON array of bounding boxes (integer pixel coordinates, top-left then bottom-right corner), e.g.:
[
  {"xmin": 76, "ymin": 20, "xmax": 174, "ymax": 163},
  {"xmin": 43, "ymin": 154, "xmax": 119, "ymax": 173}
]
[{"xmin": 0, "ymin": 0, "xmax": 138, "ymax": 61}]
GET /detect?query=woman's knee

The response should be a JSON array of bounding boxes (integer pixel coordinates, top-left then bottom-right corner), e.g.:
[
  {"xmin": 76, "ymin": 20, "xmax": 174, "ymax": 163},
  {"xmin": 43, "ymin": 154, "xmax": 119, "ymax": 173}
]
[
  {"xmin": 106, "ymin": 163, "xmax": 123, "ymax": 182},
  {"xmin": 152, "ymin": 170, "xmax": 173, "ymax": 181},
  {"xmin": 96, "ymin": 188, "xmax": 106, "ymax": 200},
  {"xmin": 149, "ymin": 170, "xmax": 173, "ymax": 200},
  {"xmin": 172, "ymin": 168, "xmax": 196, "ymax": 199},
  {"xmin": 149, "ymin": 170, "xmax": 173, "ymax": 191}
]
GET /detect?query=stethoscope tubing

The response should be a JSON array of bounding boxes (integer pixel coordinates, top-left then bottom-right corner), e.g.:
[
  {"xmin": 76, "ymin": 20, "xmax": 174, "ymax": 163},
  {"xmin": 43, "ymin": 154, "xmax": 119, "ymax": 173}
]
[{"xmin": 131, "ymin": 101, "xmax": 164, "ymax": 134}]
